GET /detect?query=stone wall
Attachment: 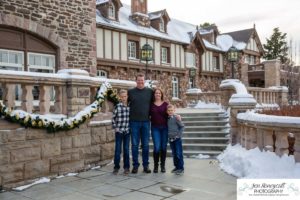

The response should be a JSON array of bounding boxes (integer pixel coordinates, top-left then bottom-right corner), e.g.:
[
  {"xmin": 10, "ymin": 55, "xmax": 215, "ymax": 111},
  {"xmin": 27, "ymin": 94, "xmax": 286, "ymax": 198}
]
[
  {"xmin": 0, "ymin": 119, "xmax": 114, "ymax": 189},
  {"xmin": 0, "ymin": 0, "xmax": 97, "ymax": 74}
]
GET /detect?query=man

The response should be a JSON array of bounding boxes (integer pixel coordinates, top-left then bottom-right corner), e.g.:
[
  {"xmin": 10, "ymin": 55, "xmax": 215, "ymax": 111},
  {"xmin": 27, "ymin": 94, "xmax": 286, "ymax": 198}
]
[{"xmin": 128, "ymin": 74, "xmax": 153, "ymax": 174}]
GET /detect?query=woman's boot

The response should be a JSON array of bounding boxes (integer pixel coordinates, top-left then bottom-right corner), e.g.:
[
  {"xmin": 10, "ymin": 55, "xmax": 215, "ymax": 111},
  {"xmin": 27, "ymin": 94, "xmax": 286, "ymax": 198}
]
[
  {"xmin": 160, "ymin": 150, "xmax": 166, "ymax": 173},
  {"xmin": 153, "ymin": 152, "xmax": 159, "ymax": 173}
]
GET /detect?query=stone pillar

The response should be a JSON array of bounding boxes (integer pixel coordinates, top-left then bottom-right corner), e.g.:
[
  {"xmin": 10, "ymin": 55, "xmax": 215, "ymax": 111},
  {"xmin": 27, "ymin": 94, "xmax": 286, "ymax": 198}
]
[
  {"xmin": 240, "ymin": 63, "xmax": 249, "ymax": 86},
  {"xmin": 3, "ymin": 83, "xmax": 15, "ymax": 109},
  {"xmin": 54, "ymin": 86, "xmax": 63, "ymax": 114},
  {"xmin": 263, "ymin": 130, "xmax": 274, "ymax": 152},
  {"xmin": 39, "ymin": 85, "xmax": 51, "ymax": 114},
  {"xmin": 294, "ymin": 134, "xmax": 300, "ymax": 162},
  {"xmin": 21, "ymin": 85, "xmax": 33, "ymax": 113},
  {"xmin": 264, "ymin": 60, "xmax": 281, "ymax": 87},
  {"xmin": 275, "ymin": 131, "xmax": 289, "ymax": 156}
]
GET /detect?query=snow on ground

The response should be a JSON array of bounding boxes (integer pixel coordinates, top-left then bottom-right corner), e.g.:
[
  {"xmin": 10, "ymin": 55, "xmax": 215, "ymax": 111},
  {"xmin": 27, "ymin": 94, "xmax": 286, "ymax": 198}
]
[
  {"xmin": 190, "ymin": 154, "xmax": 210, "ymax": 159},
  {"xmin": 12, "ymin": 177, "xmax": 50, "ymax": 191},
  {"xmin": 217, "ymin": 144, "xmax": 300, "ymax": 178}
]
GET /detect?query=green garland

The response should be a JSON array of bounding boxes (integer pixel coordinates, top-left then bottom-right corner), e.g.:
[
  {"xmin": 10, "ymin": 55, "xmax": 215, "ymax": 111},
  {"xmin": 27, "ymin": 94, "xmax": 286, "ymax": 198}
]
[{"xmin": 0, "ymin": 82, "xmax": 119, "ymax": 133}]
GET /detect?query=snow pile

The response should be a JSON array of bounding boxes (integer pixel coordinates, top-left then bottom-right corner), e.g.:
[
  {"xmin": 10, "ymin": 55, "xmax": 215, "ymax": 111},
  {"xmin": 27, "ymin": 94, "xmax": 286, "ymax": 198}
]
[
  {"xmin": 191, "ymin": 154, "xmax": 210, "ymax": 159},
  {"xmin": 12, "ymin": 177, "xmax": 50, "ymax": 191},
  {"xmin": 194, "ymin": 100, "xmax": 222, "ymax": 109},
  {"xmin": 217, "ymin": 144, "xmax": 300, "ymax": 178}
]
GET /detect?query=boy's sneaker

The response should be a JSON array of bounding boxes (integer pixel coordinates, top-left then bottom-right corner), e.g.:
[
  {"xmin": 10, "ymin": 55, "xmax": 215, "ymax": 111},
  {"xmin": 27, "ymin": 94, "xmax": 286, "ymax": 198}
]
[
  {"xmin": 113, "ymin": 168, "xmax": 119, "ymax": 175},
  {"xmin": 131, "ymin": 167, "xmax": 138, "ymax": 174},
  {"xmin": 124, "ymin": 168, "xmax": 130, "ymax": 175},
  {"xmin": 171, "ymin": 168, "xmax": 178, "ymax": 173},
  {"xmin": 175, "ymin": 169, "xmax": 184, "ymax": 175}
]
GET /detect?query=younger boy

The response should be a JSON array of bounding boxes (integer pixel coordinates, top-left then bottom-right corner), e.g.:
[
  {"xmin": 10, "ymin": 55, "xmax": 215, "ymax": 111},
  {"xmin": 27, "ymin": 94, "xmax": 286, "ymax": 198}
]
[
  {"xmin": 167, "ymin": 104, "xmax": 185, "ymax": 175},
  {"xmin": 112, "ymin": 89, "xmax": 130, "ymax": 175}
]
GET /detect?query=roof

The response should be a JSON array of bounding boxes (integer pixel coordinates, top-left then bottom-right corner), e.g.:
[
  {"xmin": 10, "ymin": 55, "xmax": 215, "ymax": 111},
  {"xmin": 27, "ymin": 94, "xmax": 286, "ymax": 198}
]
[
  {"xmin": 96, "ymin": 3, "xmax": 254, "ymax": 53},
  {"xmin": 223, "ymin": 28, "xmax": 254, "ymax": 43}
]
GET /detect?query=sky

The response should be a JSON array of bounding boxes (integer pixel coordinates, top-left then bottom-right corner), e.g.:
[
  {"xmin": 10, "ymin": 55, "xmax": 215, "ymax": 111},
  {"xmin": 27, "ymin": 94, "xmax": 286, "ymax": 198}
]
[{"xmin": 122, "ymin": 0, "xmax": 300, "ymax": 65}]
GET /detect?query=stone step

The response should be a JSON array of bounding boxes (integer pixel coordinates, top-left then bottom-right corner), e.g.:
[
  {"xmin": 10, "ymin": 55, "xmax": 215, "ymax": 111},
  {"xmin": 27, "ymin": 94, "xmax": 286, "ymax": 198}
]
[
  {"xmin": 178, "ymin": 112, "xmax": 227, "ymax": 118},
  {"xmin": 182, "ymin": 116, "xmax": 228, "ymax": 121},
  {"xmin": 183, "ymin": 121, "xmax": 229, "ymax": 126},
  {"xmin": 181, "ymin": 137, "xmax": 229, "ymax": 144},
  {"xmin": 184, "ymin": 131, "xmax": 229, "ymax": 137},
  {"xmin": 184, "ymin": 126, "xmax": 229, "ymax": 131},
  {"xmin": 149, "ymin": 143, "xmax": 227, "ymax": 151}
]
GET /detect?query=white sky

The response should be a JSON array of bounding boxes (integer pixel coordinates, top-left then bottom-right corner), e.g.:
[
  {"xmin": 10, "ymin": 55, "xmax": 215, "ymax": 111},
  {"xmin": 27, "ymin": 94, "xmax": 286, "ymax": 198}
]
[{"xmin": 122, "ymin": 0, "xmax": 300, "ymax": 65}]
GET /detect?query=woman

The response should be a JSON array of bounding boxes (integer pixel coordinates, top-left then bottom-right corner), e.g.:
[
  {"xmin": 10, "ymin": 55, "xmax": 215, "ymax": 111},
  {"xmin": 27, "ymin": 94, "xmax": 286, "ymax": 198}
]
[{"xmin": 150, "ymin": 88, "xmax": 169, "ymax": 173}]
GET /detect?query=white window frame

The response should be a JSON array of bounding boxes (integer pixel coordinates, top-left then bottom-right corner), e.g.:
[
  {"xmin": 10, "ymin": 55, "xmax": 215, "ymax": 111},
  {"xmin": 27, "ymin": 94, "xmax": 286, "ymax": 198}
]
[
  {"xmin": 108, "ymin": 3, "xmax": 115, "ymax": 20},
  {"xmin": 159, "ymin": 18, "xmax": 165, "ymax": 32},
  {"xmin": 185, "ymin": 52, "xmax": 195, "ymax": 67},
  {"xmin": 0, "ymin": 49, "xmax": 24, "ymax": 71},
  {"xmin": 97, "ymin": 70, "xmax": 107, "ymax": 78},
  {"xmin": 172, "ymin": 76, "xmax": 179, "ymax": 98},
  {"xmin": 28, "ymin": 52, "xmax": 55, "ymax": 73},
  {"xmin": 161, "ymin": 47, "xmax": 168, "ymax": 63},
  {"xmin": 128, "ymin": 41, "xmax": 137, "ymax": 59}
]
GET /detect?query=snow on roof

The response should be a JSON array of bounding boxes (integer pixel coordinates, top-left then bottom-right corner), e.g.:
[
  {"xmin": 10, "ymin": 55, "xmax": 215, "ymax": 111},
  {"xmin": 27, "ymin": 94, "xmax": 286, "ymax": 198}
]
[{"xmin": 96, "ymin": 0, "xmax": 109, "ymax": 5}]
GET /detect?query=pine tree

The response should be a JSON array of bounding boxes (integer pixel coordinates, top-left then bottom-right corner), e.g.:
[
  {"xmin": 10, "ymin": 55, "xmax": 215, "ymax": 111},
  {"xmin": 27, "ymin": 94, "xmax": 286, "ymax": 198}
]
[{"xmin": 263, "ymin": 27, "xmax": 289, "ymax": 63}]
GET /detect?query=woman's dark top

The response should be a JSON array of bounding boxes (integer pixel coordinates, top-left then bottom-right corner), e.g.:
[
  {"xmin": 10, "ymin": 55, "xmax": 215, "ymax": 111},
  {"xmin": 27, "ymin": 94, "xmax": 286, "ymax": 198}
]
[{"xmin": 150, "ymin": 101, "xmax": 168, "ymax": 127}]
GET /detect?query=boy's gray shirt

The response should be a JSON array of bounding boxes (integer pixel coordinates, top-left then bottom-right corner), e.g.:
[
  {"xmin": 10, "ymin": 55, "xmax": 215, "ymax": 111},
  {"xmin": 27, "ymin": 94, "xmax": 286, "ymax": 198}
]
[{"xmin": 167, "ymin": 115, "xmax": 184, "ymax": 139}]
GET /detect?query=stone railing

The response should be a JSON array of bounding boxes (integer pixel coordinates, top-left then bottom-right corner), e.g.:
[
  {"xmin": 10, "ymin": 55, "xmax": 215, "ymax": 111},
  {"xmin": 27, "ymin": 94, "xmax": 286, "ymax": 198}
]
[
  {"xmin": 237, "ymin": 112, "xmax": 300, "ymax": 162},
  {"xmin": 247, "ymin": 87, "xmax": 288, "ymax": 106},
  {"xmin": 185, "ymin": 91, "xmax": 222, "ymax": 106},
  {"xmin": 0, "ymin": 69, "xmax": 136, "ymax": 189},
  {"xmin": 0, "ymin": 69, "xmax": 135, "ymax": 116}
]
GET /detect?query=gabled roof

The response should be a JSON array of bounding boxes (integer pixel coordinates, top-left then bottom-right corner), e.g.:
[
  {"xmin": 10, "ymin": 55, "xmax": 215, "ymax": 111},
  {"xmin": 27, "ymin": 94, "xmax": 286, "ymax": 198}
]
[
  {"xmin": 148, "ymin": 9, "xmax": 170, "ymax": 22},
  {"xmin": 223, "ymin": 28, "xmax": 254, "ymax": 44}
]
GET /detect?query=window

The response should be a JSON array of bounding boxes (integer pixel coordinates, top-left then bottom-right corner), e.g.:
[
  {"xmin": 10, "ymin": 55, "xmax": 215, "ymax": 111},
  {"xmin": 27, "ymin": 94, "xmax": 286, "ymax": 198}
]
[
  {"xmin": 185, "ymin": 52, "xmax": 195, "ymax": 67},
  {"xmin": 0, "ymin": 49, "xmax": 24, "ymax": 71},
  {"xmin": 245, "ymin": 55, "xmax": 250, "ymax": 64},
  {"xmin": 97, "ymin": 70, "xmax": 107, "ymax": 78},
  {"xmin": 212, "ymin": 56, "xmax": 219, "ymax": 70},
  {"xmin": 108, "ymin": 3, "xmax": 115, "ymax": 19},
  {"xmin": 28, "ymin": 53, "xmax": 55, "ymax": 73},
  {"xmin": 128, "ymin": 41, "xmax": 138, "ymax": 59},
  {"xmin": 189, "ymin": 77, "xmax": 195, "ymax": 89},
  {"xmin": 159, "ymin": 18, "xmax": 165, "ymax": 32},
  {"xmin": 161, "ymin": 47, "xmax": 167, "ymax": 63},
  {"xmin": 172, "ymin": 76, "xmax": 179, "ymax": 98},
  {"xmin": 250, "ymin": 56, "xmax": 255, "ymax": 64}
]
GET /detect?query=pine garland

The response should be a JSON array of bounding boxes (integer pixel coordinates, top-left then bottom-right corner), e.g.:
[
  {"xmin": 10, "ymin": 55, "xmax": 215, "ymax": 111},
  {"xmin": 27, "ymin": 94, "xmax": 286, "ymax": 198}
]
[{"xmin": 0, "ymin": 82, "xmax": 119, "ymax": 133}]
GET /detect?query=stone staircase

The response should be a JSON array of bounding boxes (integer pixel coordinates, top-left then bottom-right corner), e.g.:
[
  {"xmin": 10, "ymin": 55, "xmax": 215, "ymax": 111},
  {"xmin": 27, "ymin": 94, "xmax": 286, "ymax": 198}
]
[{"xmin": 149, "ymin": 109, "xmax": 230, "ymax": 158}]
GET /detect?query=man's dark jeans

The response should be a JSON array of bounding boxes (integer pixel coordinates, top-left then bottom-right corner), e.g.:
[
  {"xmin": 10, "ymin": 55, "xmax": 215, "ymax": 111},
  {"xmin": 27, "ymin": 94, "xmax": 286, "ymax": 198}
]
[{"xmin": 130, "ymin": 121, "xmax": 150, "ymax": 169}]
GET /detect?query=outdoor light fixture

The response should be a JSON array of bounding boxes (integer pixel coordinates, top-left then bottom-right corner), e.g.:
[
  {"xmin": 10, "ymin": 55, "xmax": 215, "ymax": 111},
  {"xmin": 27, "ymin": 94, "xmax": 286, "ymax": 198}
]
[
  {"xmin": 141, "ymin": 43, "xmax": 153, "ymax": 79},
  {"xmin": 227, "ymin": 46, "xmax": 238, "ymax": 78}
]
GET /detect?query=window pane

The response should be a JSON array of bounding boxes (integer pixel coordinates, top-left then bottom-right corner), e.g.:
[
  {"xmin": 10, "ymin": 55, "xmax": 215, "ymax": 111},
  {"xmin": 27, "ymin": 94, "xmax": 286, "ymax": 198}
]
[{"xmin": 0, "ymin": 50, "xmax": 8, "ymax": 63}]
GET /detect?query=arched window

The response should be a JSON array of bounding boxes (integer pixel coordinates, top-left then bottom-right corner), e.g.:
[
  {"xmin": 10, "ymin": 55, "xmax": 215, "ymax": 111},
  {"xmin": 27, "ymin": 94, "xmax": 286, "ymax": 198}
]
[
  {"xmin": 159, "ymin": 18, "xmax": 165, "ymax": 32},
  {"xmin": 97, "ymin": 70, "xmax": 107, "ymax": 78},
  {"xmin": 108, "ymin": 3, "xmax": 116, "ymax": 20},
  {"xmin": 0, "ymin": 27, "xmax": 57, "ymax": 73}
]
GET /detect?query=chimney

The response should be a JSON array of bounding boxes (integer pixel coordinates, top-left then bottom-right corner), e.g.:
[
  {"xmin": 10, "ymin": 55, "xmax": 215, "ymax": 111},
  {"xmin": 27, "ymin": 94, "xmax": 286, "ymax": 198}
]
[{"xmin": 130, "ymin": 0, "xmax": 150, "ymax": 27}]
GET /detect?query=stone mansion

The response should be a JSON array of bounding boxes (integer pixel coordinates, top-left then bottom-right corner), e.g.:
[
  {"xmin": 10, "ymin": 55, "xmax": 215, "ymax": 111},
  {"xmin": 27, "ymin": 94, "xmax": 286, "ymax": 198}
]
[{"xmin": 0, "ymin": 0, "xmax": 264, "ymax": 105}]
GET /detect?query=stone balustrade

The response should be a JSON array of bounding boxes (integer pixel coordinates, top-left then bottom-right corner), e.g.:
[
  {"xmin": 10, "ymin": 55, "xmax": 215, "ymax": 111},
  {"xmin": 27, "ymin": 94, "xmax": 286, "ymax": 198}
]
[
  {"xmin": 185, "ymin": 91, "xmax": 222, "ymax": 106},
  {"xmin": 237, "ymin": 113, "xmax": 300, "ymax": 162},
  {"xmin": 0, "ymin": 69, "xmax": 136, "ymax": 189},
  {"xmin": 248, "ymin": 86, "xmax": 288, "ymax": 106}
]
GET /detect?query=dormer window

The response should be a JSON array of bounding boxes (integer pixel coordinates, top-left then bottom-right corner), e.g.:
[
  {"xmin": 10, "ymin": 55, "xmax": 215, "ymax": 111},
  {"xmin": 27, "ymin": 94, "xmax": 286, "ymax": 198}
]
[
  {"xmin": 108, "ymin": 3, "xmax": 116, "ymax": 20},
  {"xmin": 159, "ymin": 18, "xmax": 165, "ymax": 32}
]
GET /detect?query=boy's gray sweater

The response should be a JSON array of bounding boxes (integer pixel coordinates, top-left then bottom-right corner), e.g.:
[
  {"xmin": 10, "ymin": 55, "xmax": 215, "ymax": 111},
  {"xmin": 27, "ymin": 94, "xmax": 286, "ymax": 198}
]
[{"xmin": 167, "ymin": 115, "xmax": 184, "ymax": 139}]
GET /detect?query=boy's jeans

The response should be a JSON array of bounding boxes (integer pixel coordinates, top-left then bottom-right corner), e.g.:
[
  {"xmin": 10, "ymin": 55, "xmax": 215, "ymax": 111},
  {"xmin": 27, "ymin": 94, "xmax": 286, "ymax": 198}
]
[
  {"xmin": 151, "ymin": 126, "xmax": 168, "ymax": 153},
  {"xmin": 170, "ymin": 138, "xmax": 184, "ymax": 170},
  {"xmin": 130, "ymin": 121, "xmax": 150, "ymax": 169},
  {"xmin": 114, "ymin": 132, "xmax": 130, "ymax": 169}
]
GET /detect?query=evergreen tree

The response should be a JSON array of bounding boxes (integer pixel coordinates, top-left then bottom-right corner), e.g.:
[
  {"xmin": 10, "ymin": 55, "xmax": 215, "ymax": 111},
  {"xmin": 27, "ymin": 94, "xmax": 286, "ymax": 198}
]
[
  {"xmin": 263, "ymin": 27, "xmax": 289, "ymax": 63},
  {"xmin": 200, "ymin": 22, "xmax": 216, "ymax": 29}
]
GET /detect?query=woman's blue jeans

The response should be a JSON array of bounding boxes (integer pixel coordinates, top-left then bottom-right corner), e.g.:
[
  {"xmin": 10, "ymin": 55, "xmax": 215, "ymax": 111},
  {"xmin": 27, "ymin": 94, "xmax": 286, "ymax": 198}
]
[
  {"xmin": 151, "ymin": 126, "xmax": 168, "ymax": 153},
  {"xmin": 114, "ymin": 132, "xmax": 130, "ymax": 170}
]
